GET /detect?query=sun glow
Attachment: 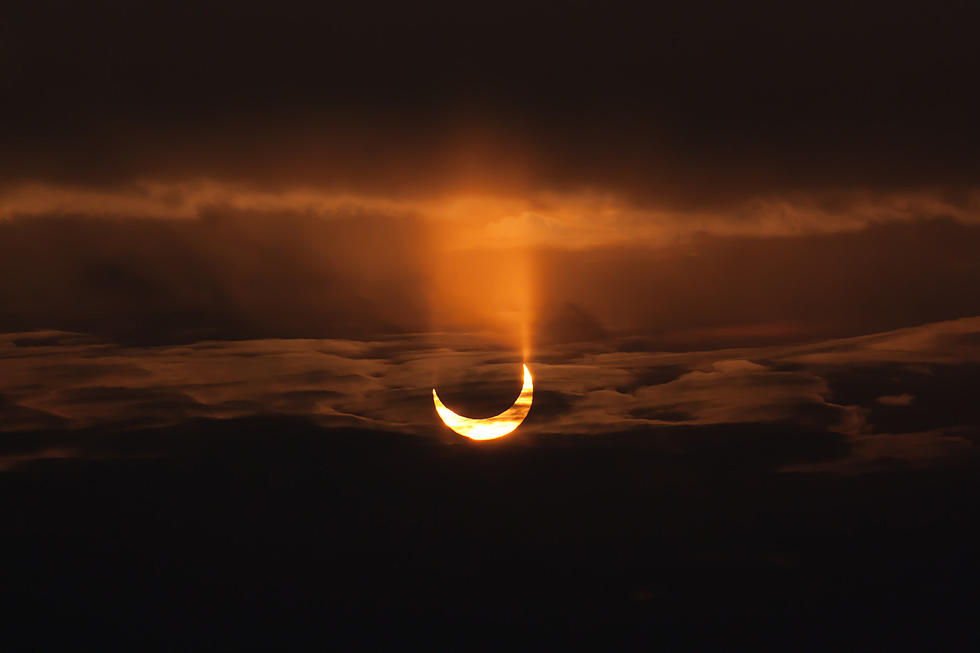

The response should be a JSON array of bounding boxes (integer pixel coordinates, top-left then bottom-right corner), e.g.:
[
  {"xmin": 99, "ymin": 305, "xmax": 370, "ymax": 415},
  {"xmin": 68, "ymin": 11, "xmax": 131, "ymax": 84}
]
[{"xmin": 432, "ymin": 364, "xmax": 533, "ymax": 440}]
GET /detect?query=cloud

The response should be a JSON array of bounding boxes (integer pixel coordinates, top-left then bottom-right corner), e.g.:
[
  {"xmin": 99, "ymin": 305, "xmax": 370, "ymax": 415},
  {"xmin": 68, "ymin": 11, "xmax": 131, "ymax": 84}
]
[
  {"xmin": 0, "ymin": 446, "xmax": 77, "ymax": 471},
  {"xmin": 3, "ymin": 312, "xmax": 980, "ymax": 473},
  {"xmin": 0, "ymin": 394, "xmax": 68, "ymax": 431},
  {"xmin": 5, "ymin": 181, "xmax": 980, "ymax": 246},
  {"xmin": 6, "ymin": 2, "xmax": 980, "ymax": 202},
  {"xmin": 785, "ymin": 429, "xmax": 979, "ymax": 475},
  {"xmin": 4, "ymin": 0, "xmax": 980, "ymax": 269},
  {"xmin": 877, "ymin": 394, "xmax": 915, "ymax": 406},
  {"xmin": 539, "ymin": 358, "xmax": 860, "ymax": 435}
]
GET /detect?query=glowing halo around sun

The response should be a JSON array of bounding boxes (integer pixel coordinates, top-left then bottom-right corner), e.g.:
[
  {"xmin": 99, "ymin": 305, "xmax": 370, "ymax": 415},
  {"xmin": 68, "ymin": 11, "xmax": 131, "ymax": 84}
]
[{"xmin": 432, "ymin": 364, "xmax": 533, "ymax": 440}]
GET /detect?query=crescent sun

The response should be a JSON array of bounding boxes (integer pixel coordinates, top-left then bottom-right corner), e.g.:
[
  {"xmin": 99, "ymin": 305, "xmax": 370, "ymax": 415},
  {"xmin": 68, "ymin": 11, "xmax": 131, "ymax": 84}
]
[{"xmin": 432, "ymin": 364, "xmax": 533, "ymax": 440}]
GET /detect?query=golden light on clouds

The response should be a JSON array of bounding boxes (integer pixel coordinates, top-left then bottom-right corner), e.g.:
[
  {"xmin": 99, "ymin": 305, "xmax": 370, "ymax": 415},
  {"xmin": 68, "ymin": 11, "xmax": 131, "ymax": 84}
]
[
  {"xmin": 432, "ymin": 364, "xmax": 533, "ymax": 440},
  {"xmin": 6, "ymin": 181, "xmax": 980, "ymax": 245}
]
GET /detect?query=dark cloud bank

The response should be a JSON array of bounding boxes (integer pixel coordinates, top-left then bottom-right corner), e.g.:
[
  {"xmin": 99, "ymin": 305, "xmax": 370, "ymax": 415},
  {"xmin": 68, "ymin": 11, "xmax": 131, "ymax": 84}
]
[
  {"xmin": 3, "ymin": 418, "xmax": 980, "ymax": 649},
  {"xmin": 4, "ymin": 1, "xmax": 980, "ymax": 202}
]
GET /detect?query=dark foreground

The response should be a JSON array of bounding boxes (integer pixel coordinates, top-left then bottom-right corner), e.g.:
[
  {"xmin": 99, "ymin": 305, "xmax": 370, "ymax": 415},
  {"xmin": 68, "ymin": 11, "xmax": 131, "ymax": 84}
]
[{"xmin": 2, "ymin": 418, "xmax": 979, "ymax": 650}]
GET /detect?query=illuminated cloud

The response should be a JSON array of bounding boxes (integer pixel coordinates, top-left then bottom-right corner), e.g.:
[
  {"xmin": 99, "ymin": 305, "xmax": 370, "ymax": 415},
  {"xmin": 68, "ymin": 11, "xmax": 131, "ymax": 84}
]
[
  {"xmin": 2, "ymin": 316, "xmax": 978, "ymax": 473},
  {"xmin": 4, "ymin": 181, "xmax": 980, "ymax": 246}
]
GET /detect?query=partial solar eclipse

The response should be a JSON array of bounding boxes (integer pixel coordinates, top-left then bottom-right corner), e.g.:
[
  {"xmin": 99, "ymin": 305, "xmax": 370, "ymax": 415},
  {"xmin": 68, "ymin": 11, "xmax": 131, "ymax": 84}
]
[{"xmin": 432, "ymin": 364, "xmax": 533, "ymax": 440}]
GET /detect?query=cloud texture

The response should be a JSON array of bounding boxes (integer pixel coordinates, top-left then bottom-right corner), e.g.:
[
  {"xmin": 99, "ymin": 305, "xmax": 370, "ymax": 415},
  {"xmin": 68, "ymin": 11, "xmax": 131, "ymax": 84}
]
[{"xmin": 3, "ymin": 316, "xmax": 979, "ymax": 472}]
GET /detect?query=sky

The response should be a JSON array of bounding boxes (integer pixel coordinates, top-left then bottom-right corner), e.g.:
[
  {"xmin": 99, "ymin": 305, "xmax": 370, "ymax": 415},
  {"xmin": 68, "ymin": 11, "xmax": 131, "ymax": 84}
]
[
  {"xmin": 3, "ymin": 1, "xmax": 980, "ymax": 464},
  {"xmin": 3, "ymin": 3, "xmax": 980, "ymax": 646}
]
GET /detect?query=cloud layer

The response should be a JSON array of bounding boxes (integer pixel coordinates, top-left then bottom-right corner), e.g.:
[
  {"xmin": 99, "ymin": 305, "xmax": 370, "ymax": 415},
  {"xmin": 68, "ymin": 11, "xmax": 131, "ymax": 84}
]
[{"xmin": 3, "ymin": 316, "xmax": 979, "ymax": 472}]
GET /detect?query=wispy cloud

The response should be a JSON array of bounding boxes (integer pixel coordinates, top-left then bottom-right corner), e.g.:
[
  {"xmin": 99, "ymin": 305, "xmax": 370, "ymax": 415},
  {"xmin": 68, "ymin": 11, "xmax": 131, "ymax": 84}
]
[{"xmin": 3, "ymin": 317, "xmax": 979, "ymax": 472}]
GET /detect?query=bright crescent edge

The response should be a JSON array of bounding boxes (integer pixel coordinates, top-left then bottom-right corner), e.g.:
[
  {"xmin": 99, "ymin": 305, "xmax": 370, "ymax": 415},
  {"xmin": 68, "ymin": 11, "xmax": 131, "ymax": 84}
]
[{"xmin": 432, "ymin": 364, "xmax": 533, "ymax": 440}]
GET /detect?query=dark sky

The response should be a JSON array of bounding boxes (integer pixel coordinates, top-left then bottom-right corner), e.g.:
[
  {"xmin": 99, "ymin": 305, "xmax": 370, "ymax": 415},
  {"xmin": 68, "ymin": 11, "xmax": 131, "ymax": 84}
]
[
  {"xmin": 4, "ymin": 0, "xmax": 980, "ymax": 199},
  {"xmin": 5, "ymin": 3, "xmax": 980, "ymax": 647}
]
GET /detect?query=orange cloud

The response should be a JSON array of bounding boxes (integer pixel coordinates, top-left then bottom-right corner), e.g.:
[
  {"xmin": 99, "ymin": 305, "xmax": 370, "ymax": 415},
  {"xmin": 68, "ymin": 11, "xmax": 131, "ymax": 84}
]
[{"xmin": 4, "ymin": 181, "xmax": 980, "ymax": 248}]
